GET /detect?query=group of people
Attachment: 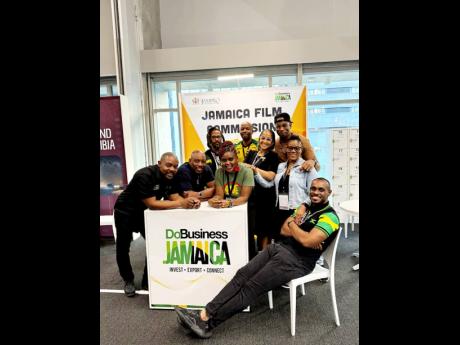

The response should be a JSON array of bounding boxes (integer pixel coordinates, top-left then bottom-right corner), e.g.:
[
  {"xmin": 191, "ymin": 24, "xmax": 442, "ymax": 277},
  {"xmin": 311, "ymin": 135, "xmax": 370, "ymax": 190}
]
[{"xmin": 112, "ymin": 112, "xmax": 340, "ymax": 338}]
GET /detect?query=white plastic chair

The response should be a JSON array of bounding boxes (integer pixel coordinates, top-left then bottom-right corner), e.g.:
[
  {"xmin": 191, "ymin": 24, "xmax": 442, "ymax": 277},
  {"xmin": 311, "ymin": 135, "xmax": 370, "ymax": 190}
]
[{"xmin": 268, "ymin": 227, "xmax": 342, "ymax": 336}]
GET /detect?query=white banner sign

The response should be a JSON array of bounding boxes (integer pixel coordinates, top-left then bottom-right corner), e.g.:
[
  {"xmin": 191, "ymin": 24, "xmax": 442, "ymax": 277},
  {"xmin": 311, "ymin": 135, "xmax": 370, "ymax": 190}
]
[
  {"xmin": 179, "ymin": 86, "xmax": 306, "ymax": 161},
  {"xmin": 145, "ymin": 202, "xmax": 248, "ymax": 309}
]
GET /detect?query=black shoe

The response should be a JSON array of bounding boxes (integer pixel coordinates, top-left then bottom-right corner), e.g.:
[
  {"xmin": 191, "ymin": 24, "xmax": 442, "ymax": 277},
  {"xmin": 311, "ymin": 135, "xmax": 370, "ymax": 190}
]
[
  {"xmin": 141, "ymin": 280, "xmax": 148, "ymax": 291},
  {"xmin": 124, "ymin": 280, "xmax": 136, "ymax": 297},
  {"xmin": 177, "ymin": 316, "xmax": 192, "ymax": 334},
  {"xmin": 174, "ymin": 307, "xmax": 212, "ymax": 339}
]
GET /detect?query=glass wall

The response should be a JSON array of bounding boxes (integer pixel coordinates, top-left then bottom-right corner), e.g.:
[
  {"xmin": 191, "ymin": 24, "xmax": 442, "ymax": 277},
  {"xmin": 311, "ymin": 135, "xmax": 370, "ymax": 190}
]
[{"xmin": 303, "ymin": 69, "xmax": 359, "ymax": 181}]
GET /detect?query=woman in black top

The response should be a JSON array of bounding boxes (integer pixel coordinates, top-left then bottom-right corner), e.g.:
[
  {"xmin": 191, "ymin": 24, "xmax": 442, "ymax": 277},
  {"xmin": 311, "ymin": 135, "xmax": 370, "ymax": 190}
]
[{"xmin": 243, "ymin": 129, "xmax": 279, "ymax": 258}]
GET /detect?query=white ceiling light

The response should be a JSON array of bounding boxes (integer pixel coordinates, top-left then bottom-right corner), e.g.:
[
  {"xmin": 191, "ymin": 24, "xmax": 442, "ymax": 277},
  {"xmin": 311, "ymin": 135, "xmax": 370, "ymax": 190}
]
[{"xmin": 217, "ymin": 73, "xmax": 254, "ymax": 81}]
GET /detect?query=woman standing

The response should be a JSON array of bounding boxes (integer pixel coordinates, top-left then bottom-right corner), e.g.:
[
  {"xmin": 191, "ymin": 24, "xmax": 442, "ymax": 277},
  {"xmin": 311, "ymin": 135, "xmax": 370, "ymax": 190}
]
[
  {"xmin": 272, "ymin": 134, "xmax": 318, "ymax": 242},
  {"xmin": 243, "ymin": 129, "xmax": 279, "ymax": 257},
  {"xmin": 208, "ymin": 141, "xmax": 254, "ymax": 209}
]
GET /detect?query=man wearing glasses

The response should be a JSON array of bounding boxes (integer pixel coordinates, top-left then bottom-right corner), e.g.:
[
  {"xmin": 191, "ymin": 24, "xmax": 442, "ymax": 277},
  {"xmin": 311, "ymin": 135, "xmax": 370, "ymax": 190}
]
[{"xmin": 273, "ymin": 113, "xmax": 320, "ymax": 171}]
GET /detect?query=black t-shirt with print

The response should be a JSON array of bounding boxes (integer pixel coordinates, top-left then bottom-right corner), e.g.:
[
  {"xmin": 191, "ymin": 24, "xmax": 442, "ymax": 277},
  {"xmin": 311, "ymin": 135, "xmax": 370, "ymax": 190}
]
[
  {"xmin": 281, "ymin": 203, "xmax": 340, "ymax": 271},
  {"xmin": 114, "ymin": 165, "xmax": 179, "ymax": 224}
]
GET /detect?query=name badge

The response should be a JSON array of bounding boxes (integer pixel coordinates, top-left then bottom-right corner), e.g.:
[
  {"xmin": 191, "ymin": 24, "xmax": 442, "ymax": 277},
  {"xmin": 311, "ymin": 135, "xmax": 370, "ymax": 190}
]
[{"xmin": 278, "ymin": 194, "xmax": 289, "ymax": 210}]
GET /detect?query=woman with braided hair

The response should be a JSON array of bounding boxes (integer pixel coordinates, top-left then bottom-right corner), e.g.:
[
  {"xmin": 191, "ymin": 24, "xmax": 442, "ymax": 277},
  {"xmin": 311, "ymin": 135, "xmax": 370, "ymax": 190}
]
[{"xmin": 208, "ymin": 141, "xmax": 254, "ymax": 209}]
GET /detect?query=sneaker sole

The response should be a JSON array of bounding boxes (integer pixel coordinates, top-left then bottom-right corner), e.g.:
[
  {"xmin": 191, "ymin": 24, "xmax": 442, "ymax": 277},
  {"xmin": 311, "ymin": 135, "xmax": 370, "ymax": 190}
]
[{"xmin": 189, "ymin": 324, "xmax": 212, "ymax": 339}]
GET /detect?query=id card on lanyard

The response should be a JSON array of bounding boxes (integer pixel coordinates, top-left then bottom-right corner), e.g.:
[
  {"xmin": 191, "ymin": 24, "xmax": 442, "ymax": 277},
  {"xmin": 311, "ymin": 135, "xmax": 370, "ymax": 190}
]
[{"xmin": 278, "ymin": 193, "xmax": 289, "ymax": 210}]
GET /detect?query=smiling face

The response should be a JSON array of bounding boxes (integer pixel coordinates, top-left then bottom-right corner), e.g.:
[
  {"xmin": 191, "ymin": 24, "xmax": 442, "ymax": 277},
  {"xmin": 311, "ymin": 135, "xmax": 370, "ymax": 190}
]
[
  {"xmin": 239, "ymin": 122, "xmax": 253, "ymax": 141},
  {"xmin": 285, "ymin": 138, "xmax": 302, "ymax": 162},
  {"xmin": 189, "ymin": 151, "xmax": 206, "ymax": 174},
  {"xmin": 309, "ymin": 179, "xmax": 331, "ymax": 205},
  {"xmin": 258, "ymin": 129, "xmax": 274, "ymax": 152},
  {"xmin": 220, "ymin": 151, "xmax": 238, "ymax": 173},
  {"xmin": 275, "ymin": 120, "xmax": 292, "ymax": 139},
  {"xmin": 158, "ymin": 155, "xmax": 179, "ymax": 179}
]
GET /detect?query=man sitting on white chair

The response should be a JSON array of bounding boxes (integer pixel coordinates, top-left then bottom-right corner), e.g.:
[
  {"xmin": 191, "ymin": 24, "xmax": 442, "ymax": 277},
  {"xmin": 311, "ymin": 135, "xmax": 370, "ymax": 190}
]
[{"xmin": 175, "ymin": 177, "xmax": 340, "ymax": 339}]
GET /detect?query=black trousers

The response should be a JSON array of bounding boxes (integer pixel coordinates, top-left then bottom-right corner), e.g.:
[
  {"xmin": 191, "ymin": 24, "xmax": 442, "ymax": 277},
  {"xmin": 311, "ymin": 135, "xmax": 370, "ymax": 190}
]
[
  {"xmin": 114, "ymin": 210, "xmax": 147, "ymax": 284},
  {"xmin": 205, "ymin": 243, "xmax": 310, "ymax": 329}
]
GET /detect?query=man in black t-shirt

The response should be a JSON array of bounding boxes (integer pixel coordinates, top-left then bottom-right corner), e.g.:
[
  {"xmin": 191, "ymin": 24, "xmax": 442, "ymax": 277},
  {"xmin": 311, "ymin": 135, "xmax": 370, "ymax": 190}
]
[
  {"xmin": 114, "ymin": 152, "xmax": 201, "ymax": 297},
  {"xmin": 175, "ymin": 178, "xmax": 339, "ymax": 339},
  {"xmin": 176, "ymin": 150, "xmax": 215, "ymax": 201}
]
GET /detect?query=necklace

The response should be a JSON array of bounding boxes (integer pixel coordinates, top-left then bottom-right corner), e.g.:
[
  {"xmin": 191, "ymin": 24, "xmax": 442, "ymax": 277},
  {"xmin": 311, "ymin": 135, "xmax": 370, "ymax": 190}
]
[{"xmin": 251, "ymin": 151, "xmax": 266, "ymax": 167}]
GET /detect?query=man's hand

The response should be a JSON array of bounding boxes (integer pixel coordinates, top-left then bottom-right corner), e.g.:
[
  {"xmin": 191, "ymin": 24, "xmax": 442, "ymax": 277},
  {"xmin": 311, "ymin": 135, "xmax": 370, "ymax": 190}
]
[
  {"xmin": 293, "ymin": 204, "xmax": 306, "ymax": 224},
  {"xmin": 181, "ymin": 197, "xmax": 201, "ymax": 209},
  {"xmin": 312, "ymin": 242, "xmax": 323, "ymax": 251},
  {"xmin": 183, "ymin": 191, "xmax": 199, "ymax": 199},
  {"xmin": 299, "ymin": 159, "xmax": 315, "ymax": 172}
]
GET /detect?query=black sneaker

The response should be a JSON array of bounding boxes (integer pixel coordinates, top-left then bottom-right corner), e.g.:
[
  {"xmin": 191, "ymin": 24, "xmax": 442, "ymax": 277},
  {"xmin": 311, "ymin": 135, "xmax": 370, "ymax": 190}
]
[
  {"xmin": 174, "ymin": 307, "xmax": 212, "ymax": 339},
  {"xmin": 124, "ymin": 280, "xmax": 136, "ymax": 297},
  {"xmin": 177, "ymin": 316, "xmax": 192, "ymax": 334}
]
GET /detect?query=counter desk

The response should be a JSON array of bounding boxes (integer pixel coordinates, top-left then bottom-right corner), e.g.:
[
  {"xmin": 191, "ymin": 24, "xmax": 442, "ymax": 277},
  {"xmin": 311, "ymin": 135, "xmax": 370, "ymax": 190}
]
[{"xmin": 144, "ymin": 202, "xmax": 249, "ymax": 309}]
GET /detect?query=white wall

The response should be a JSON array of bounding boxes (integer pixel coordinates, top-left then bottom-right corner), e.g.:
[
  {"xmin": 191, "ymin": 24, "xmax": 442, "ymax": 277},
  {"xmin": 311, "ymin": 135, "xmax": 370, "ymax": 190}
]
[
  {"xmin": 114, "ymin": 0, "xmax": 148, "ymax": 179},
  {"xmin": 140, "ymin": 0, "xmax": 358, "ymax": 72},
  {"xmin": 100, "ymin": 0, "xmax": 116, "ymax": 76},
  {"xmin": 140, "ymin": 37, "xmax": 357, "ymax": 73},
  {"xmin": 159, "ymin": 0, "xmax": 358, "ymax": 49}
]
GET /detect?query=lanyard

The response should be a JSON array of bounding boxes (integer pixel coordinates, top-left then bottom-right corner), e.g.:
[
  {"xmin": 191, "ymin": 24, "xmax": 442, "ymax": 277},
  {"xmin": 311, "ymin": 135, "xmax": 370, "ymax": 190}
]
[
  {"xmin": 242, "ymin": 146, "xmax": 248, "ymax": 159},
  {"xmin": 225, "ymin": 171, "xmax": 239, "ymax": 198},
  {"xmin": 211, "ymin": 151, "xmax": 220, "ymax": 167},
  {"xmin": 299, "ymin": 205, "xmax": 332, "ymax": 225},
  {"xmin": 251, "ymin": 152, "xmax": 264, "ymax": 167}
]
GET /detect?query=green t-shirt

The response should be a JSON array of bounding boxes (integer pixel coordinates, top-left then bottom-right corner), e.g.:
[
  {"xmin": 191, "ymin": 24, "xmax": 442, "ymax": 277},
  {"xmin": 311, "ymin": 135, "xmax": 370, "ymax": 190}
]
[{"xmin": 214, "ymin": 163, "xmax": 255, "ymax": 198}]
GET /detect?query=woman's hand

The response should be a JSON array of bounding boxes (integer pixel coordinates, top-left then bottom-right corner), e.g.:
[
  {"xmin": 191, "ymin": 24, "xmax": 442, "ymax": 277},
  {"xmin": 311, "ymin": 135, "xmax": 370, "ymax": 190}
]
[{"xmin": 208, "ymin": 197, "xmax": 222, "ymax": 208}]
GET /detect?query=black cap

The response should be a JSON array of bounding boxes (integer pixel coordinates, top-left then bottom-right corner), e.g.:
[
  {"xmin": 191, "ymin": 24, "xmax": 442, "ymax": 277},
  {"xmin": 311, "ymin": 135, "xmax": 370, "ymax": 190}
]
[{"xmin": 274, "ymin": 113, "xmax": 291, "ymax": 123}]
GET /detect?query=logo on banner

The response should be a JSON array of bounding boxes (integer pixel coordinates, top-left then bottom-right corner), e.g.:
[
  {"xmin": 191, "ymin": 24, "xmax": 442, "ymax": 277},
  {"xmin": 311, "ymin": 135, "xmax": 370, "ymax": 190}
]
[
  {"xmin": 275, "ymin": 92, "xmax": 291, "ymax": 101},
  {"xmin": 190, "ymin": 96, "xmax": 221, "ymax": 105},
  {"xmin": 163, "ymin": 228, "xmax": 231, "ymax": 266}
]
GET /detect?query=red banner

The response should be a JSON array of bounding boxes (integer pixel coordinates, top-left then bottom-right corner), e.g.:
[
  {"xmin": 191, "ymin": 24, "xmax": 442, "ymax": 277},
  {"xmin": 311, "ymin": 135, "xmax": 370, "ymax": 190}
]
[{"xmin": 100, "ymin": 96, "xmax": 127, "ymax": 237}]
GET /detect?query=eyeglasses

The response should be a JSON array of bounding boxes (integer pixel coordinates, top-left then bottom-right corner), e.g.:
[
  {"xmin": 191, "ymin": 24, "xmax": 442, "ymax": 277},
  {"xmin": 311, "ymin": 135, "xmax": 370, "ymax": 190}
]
[{"xmin": 285, "ymin": 146, "xmax": 302, "ymax": 152}]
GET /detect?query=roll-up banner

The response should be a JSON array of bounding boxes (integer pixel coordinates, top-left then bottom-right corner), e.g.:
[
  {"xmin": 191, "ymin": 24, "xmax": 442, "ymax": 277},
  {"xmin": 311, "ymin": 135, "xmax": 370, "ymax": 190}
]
[
  {"xmin": 179, "ymin": 86, "xmax": 307, "ymax": 161},
  {"xmin": 100, "ymin": 96, "xmax": 128, "ymax": 237}
]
